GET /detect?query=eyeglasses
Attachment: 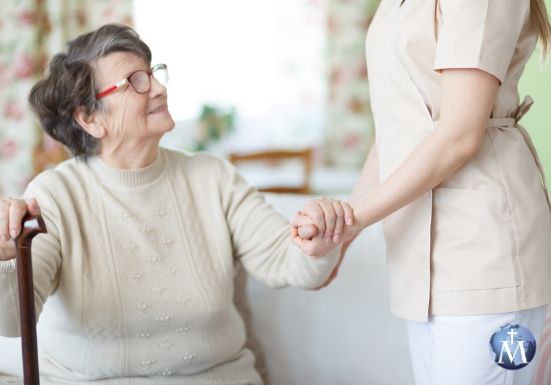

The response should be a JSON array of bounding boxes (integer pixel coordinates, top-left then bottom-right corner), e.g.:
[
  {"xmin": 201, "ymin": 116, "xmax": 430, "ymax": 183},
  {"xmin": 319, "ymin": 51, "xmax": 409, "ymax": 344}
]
[{"xmin": 95, "ymin": 63, "xmax": 169, "ymax": 100}]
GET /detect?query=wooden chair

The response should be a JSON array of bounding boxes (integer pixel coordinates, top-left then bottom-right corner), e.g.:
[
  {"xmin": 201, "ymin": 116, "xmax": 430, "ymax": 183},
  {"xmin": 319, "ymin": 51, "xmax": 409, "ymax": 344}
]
[{"xmin": 228, "ymin": 148, "xmax": 313, "ymax": 195}]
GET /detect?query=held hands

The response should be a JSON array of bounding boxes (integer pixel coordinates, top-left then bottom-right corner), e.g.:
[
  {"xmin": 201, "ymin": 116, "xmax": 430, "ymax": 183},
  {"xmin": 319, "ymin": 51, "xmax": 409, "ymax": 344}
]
[
  {"xmin": 0, "ymin": 198, "xmax": 41, "ymax": 261},
  {"xmin": 290, "ymin": 197, "xmax": 360, "ymax": 258}
]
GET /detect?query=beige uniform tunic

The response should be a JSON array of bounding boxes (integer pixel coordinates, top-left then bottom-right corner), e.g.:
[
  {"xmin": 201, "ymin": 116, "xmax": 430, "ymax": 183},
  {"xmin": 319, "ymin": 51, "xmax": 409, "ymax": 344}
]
[{"xmin": 365, "ymin": 0, "xmax": 551, "ymax": 321}]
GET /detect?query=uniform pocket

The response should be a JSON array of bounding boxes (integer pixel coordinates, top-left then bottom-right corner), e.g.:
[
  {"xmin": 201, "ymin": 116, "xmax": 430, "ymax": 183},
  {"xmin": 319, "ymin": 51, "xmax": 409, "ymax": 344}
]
[{"xmin": 431, "ymin": 187, "xmax": 519, "ymax": 292}]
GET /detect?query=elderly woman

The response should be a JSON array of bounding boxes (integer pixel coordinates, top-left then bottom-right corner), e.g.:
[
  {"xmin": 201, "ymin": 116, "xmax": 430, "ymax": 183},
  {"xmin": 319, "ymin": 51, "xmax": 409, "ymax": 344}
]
[{"xmin": 0, "ymin": 24, "xmax": 352, "ymax": 385}]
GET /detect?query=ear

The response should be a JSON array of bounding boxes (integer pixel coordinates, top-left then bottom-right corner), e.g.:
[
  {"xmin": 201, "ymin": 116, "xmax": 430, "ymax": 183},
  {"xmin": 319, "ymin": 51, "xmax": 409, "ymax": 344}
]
[{"xmin": 74, "ymin": 106, "xmax": 106, "ymax": 139}]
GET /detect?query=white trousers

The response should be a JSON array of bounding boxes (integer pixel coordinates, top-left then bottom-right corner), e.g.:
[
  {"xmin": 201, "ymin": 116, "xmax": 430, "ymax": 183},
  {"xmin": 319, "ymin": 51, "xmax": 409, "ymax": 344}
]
[{"xmin": 406, "ymin": 306, "xmax": 549, "ymax": 385}]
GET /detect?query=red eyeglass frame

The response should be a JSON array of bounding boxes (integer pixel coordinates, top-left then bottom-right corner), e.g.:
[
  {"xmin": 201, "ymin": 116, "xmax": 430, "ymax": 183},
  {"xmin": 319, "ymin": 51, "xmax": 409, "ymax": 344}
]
[{"xmin": 95, "ymin": 64, "xmax": 167, "ymax": 100}]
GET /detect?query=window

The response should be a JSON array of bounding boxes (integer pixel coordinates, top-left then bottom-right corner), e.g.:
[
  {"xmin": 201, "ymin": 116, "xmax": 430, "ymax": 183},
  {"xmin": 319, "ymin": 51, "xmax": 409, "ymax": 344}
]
[{"xmin": 134, "ymin": 0, "xmax": 328, "ymax": 150}]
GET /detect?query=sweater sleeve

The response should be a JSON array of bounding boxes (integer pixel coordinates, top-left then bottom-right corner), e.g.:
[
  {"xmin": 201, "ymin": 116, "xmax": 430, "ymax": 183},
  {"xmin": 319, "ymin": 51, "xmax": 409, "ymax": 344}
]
[
  {"xmin": 220, "ymin": 160, "xmax": 340, "ymax": 289},
  {"xmin": 0, "ymin": 180, "xmax": 62, "ymax": 337}
]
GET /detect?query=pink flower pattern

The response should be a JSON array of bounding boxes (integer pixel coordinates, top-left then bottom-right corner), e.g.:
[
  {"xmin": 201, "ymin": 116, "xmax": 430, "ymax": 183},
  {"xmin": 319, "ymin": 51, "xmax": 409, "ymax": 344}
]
[
  {"xmin": 0, "ymin": 139, "xmax": 19, "ymax": 159},
  {"xmin": 325, "ymin": 0, "xmax": 377, "ymax": 167},
  {"xmin": 18, "ymin": 10, "xmax": 37, "ymax": 25},
  {"xmin": 14, "ymin": 54, "xmax": 34, "ymax": 79},
  {"xmin": 3, "ymin": 100, "xmax": 24, "ymax": 121}
]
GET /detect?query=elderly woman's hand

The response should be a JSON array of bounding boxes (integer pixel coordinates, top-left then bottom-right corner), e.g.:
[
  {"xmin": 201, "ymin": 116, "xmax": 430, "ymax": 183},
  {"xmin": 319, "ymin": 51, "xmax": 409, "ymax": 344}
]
[
  {"xmin": 0, "ymin": 198, "xmax": 41, "ymax": 261},
  {"xmin": 290, "ymin": 223, "xmax": 340, "ymax": 258}
]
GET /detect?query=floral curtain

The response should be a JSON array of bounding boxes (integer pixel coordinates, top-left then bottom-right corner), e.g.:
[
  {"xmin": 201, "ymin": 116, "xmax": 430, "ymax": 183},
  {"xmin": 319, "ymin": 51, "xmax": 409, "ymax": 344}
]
[
  {"xmin": 0, "ymin": 0, "xmax": 38, "ymax": 197},
  {"xmin": 0, "ymin": 0, "xmax": 132, "ymax": 197},
  {"xmin": 324, "ymin": 0, "xmax": 379, "ymax": 168}
]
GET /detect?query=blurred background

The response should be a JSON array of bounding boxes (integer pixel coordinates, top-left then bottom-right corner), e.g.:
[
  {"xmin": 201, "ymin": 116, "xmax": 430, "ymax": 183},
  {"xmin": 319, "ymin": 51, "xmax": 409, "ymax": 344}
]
[{"xmin": 0, "ymin": 0, "xmax": 549, "ymax": 197}]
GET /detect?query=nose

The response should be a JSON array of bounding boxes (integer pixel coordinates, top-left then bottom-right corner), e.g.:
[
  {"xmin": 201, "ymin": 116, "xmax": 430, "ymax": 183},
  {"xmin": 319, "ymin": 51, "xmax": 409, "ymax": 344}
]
[{"xmin": 149, "ymin": 75, "xmax": 166, "ymax": 98}]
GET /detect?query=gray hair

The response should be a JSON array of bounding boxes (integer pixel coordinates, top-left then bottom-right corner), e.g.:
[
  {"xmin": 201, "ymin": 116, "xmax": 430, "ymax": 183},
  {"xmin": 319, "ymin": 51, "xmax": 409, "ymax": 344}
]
[{"xmin": 29, "ymin": 23, "xmax": 152, "ymax": 158}]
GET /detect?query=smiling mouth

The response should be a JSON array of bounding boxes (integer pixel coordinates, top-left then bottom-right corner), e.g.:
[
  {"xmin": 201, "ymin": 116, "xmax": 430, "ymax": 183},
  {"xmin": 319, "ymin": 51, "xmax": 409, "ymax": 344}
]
[{"xmin": 148, "ymin": 105, "xmax": 168, "ymax": 114}]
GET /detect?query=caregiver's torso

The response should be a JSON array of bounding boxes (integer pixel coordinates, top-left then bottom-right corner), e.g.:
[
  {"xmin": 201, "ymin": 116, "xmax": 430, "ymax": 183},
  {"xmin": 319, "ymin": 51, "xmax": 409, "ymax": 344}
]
[{"xmin": 364, "ymin": 0, "xmax": 551, "ymax": 321}]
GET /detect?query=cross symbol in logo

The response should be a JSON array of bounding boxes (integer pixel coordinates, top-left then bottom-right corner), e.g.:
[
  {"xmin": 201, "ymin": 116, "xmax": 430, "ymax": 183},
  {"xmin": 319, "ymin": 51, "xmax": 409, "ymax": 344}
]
[{"xmin": 507, "ymin": 328, "xmax": 518, "ymax": 344}]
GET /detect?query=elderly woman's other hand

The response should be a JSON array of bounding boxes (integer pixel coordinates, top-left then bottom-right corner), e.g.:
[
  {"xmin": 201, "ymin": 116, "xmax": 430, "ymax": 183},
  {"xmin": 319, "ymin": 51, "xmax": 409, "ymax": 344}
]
[{"xmin": 0, "ymin": 198, "xmax": 40, "ymax": 261}]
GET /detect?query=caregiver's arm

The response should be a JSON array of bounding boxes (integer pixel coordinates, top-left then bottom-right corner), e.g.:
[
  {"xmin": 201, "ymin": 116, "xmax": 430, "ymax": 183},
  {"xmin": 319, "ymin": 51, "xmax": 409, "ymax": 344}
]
[
  {"xmin": 294, "ymin": 68, "xmax": 500, "ymax": 247},
  {"xmin": 349, "ymin": 68, "xmax": 499, "ymax": 232},
  {"xmin": 350, "ymin": 140, "xmax": 379, "ymax": 205},
  {"xmin": 340, "ymin": 140, "xmax": 379, "ymax": 250}
]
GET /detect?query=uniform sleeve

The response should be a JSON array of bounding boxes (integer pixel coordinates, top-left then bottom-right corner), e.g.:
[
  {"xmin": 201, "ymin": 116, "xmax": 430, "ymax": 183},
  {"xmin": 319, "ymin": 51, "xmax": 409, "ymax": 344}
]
[
  {"xmin": 433, "ymin": 0, "xmax": 530, "ymax": 83},
  {"xmin": 0, "ymin": 180, "xmax": 61, "ymax": 337},
  {"xmin": 220, "ymin": 160, "xmax": 340, "ymax": 289}
]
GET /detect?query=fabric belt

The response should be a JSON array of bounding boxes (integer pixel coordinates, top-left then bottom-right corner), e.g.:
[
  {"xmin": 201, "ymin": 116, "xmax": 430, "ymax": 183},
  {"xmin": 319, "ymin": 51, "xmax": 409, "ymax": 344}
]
[
  {"xmin": 434, "ymin": 95, "xmax": 547, "ymax": 190},
  {"xmin": 486, "ymin": 95, "xmax": 533, "ymax": 127}
]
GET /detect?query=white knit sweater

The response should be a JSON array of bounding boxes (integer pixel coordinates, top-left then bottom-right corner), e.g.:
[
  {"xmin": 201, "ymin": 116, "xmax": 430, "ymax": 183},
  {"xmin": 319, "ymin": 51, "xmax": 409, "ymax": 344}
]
[{"xmin": 0, "ymin": 148, "xmax": 339, "ymax": 385}]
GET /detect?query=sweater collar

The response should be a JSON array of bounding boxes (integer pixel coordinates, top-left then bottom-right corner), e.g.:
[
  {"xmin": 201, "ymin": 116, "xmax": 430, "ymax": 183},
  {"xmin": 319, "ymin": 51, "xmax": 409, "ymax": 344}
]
[{"xmin": 87, "ymin": 149, "xmax": 165, "ymax": 188}]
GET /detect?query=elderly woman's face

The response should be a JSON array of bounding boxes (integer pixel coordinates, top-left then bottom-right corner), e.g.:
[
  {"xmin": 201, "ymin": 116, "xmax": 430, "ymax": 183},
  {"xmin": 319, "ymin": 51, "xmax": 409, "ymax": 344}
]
[{"xmin": 93, "ymin": 52, "xmax": 174, "ymax": 146}]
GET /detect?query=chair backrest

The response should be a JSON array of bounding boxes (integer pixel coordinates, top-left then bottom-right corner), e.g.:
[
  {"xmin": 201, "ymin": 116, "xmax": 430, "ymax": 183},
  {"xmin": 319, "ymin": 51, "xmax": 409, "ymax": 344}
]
[{"xmin": 229, "ymin": 148, "xmax": 313, "ymax": 195}]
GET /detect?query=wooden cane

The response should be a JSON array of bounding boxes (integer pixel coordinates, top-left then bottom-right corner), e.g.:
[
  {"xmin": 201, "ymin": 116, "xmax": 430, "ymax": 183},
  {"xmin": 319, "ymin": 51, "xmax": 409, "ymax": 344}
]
[{"xmin": 14, "ymin": 214, "xmax": 47, "ymax": 385}]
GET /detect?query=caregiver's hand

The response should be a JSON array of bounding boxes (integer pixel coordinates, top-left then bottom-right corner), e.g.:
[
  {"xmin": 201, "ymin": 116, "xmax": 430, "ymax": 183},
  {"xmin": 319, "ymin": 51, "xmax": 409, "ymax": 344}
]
[
  {"xmin": 290, "ymin": 197, "xmax": 359, "ymax": 257},
  {"xmin": 0, "ymin": 197, "xmax": 41, "ymax": 261},
  {"xmin": 293, "ymin": 197, "xmax": 354, "ymax": 244},
  {"xmin": 291, "ymin": 213, "xmax": 360, "ymax": 256}
]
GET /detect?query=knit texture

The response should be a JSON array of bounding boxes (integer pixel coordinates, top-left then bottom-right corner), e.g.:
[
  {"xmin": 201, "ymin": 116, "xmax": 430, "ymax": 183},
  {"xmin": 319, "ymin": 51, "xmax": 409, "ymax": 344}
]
[{"xmin": 0, "ymin": 148, "xmax": 339, "ymax": 385}]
